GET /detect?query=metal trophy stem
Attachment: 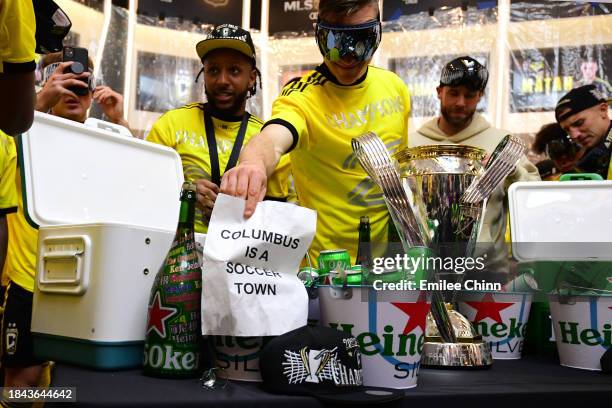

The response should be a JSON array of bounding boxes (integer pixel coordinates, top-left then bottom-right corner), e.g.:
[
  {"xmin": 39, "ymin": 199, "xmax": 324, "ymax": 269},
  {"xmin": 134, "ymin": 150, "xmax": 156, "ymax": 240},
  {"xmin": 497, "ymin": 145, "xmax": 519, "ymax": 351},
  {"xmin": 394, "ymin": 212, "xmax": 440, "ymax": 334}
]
[{"xmin": 353, "ymin": 134, "xmax": 526, "ymax": 368}]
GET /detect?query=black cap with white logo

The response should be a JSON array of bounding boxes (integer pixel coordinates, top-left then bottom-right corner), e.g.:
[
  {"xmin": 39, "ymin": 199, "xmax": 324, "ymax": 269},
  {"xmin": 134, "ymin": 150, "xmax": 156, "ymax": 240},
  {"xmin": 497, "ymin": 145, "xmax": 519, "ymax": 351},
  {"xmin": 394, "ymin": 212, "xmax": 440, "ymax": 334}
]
[
  {"xmin": 196, "ymin": 24, "xmax": 256, "ymax": 62},
  {"xmin": 555, "ymin": 84, "xmax": 606, "ymax": 122},
  {"xmin": 259, "ymin": 325, "xmax": 403, "ymax": 406}
]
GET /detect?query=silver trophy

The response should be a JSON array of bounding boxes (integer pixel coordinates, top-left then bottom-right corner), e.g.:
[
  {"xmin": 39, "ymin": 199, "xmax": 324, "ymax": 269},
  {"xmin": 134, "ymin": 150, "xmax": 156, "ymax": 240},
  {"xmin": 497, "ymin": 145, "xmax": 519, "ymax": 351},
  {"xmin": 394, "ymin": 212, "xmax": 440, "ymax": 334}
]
[{"xmin": 353, "ymin": 134, "xmax": 525, "ymax": 368}]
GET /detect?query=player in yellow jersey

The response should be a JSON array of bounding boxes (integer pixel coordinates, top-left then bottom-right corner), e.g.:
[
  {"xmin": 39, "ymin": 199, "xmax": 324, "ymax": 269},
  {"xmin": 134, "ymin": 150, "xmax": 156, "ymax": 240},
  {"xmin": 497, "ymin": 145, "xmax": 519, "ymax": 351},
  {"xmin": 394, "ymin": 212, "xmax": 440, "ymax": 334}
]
[
  {"xmin": 221, "ymin": 0, "xmax": 410, "ymax": 263},
  {"xmin": 147, "ymin": 24, "xmax": 290, "ymax": 233}
]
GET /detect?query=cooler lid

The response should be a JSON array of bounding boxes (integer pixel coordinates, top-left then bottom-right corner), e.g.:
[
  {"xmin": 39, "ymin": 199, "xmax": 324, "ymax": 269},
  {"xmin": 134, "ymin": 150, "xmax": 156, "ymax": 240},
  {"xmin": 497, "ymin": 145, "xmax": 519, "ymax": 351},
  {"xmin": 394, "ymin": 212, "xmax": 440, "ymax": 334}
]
[
  {"xmin": 508, "ymin": 181, "xmax": 612, "ymax": 261},
  {"xmin": 19, "ymin": 112, "xmax": 184, "ymax": 231}
]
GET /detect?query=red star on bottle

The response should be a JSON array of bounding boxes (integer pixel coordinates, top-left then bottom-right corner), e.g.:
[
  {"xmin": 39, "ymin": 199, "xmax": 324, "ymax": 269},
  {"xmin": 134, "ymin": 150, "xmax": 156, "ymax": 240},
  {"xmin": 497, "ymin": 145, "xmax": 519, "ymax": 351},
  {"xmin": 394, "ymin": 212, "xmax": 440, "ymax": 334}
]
[
  {"xmin": 391, "ymin": 293, "xmax": 430, "ymax": 334},
  {"xmin": 147, "ymin": 291, "xmax": 176, "ymax": 338},
  {"xmin": 465, "ymin": 293, "xmax": 514, "ymax": 323}
]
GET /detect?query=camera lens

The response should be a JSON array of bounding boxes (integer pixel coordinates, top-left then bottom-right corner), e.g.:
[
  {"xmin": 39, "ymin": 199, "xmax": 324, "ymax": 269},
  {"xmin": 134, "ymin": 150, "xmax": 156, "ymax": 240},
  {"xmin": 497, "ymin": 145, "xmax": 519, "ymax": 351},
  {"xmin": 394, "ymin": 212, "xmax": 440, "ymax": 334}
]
[
  {"xmin": 70, "ymin": 62, "xmax": 85, "ymax": 75},
  {"xmin": 65, "ymin": 48, "xmax": 73, "ymax": 57}
]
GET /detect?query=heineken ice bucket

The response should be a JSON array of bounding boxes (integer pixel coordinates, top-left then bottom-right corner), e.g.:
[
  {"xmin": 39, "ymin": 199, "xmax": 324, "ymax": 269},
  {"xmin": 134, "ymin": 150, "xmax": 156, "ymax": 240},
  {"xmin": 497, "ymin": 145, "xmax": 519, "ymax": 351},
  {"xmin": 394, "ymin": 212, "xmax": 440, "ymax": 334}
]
[
  {"xmin": 318, "ymin": 286, "xmax": 430, "ymax": 389},
  {"xmin": 548, "ymin": 293, "xmax": 612, "ymax": 371},
  {"xmin": 457, "ymin": 291, "xmax": 533, "ymax": 360}
]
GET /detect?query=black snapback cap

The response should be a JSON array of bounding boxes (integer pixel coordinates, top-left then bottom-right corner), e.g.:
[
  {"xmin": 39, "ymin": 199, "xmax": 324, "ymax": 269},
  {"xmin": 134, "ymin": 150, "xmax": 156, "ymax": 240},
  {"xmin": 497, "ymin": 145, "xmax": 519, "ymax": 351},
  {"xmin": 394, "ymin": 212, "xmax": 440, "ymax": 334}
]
[
  {"xmin": 196, "ymin": 24, "xmax": 256, "ymax": 62},
  {"xmin": 259, "ymin": 325, "xmax": 403, "ymax": 406},
  {"xmin": 555, "ymin": 84, "xmax": 606, "ymax": 122}
]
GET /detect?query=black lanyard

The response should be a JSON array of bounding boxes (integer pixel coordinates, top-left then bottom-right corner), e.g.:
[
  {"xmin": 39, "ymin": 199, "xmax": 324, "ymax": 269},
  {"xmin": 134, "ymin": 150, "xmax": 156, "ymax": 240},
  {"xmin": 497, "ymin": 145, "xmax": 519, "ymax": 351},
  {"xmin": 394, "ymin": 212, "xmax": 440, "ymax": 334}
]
[{"xmin": 204, "ymin": 106, "xmax": 250, "ymax": 186}]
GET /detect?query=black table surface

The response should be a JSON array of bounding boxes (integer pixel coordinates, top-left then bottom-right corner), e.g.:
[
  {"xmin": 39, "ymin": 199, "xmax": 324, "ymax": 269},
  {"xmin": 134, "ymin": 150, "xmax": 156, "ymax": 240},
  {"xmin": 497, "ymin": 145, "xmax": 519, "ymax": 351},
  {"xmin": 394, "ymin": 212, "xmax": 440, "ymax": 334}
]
[{"xmin": 49, "ymin": 355, "xmax": 612, "ymax": 407}]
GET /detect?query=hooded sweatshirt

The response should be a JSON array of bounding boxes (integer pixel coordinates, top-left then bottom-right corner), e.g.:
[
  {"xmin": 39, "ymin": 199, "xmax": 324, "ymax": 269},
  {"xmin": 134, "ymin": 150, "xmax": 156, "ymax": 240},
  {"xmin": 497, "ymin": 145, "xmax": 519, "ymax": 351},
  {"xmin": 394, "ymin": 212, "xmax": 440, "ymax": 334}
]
[{"xmin": 409, "ymin": 112, "xmax": 540, "ymax": 276}]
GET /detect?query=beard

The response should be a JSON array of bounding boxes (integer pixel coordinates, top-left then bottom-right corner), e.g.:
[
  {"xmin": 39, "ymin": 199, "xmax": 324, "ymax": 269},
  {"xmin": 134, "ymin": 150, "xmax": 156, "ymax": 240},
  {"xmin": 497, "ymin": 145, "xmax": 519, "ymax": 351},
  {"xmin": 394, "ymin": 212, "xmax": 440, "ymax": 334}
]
[
  {"xmin": 440, "ymin": 105, "xmax": 475, "ymax": 129},
  {"xmin": 204, "ymin": 87, "xmax": 249, "ymax": 117}
]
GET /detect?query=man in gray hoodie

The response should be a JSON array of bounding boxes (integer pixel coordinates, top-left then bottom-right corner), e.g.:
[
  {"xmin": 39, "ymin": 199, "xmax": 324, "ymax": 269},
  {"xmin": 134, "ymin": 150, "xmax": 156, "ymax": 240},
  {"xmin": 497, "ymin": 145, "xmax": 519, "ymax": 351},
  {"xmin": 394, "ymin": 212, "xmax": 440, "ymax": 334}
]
[{"xmin": 409, "ymin": 56, "xmax": 540, "ymax": 280}]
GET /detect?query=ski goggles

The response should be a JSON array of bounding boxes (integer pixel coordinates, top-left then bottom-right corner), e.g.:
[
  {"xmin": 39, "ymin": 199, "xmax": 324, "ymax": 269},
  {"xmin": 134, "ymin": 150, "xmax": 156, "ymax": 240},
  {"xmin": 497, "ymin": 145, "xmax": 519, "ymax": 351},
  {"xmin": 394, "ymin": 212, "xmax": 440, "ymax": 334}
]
[
  {"xmin": 315, "ymin": 19, "xmax": 381, "ymax": 63},
  {"xmin": 545, "ymin": 136, "xmax": 580, "ymax": 160},
  {"xmin": 42, "ymin": 62, "xmax": 96, "ymax": 93},
  {"xmin": 440, "ymin": 57, "xmax": 489, "ymax": 91}
]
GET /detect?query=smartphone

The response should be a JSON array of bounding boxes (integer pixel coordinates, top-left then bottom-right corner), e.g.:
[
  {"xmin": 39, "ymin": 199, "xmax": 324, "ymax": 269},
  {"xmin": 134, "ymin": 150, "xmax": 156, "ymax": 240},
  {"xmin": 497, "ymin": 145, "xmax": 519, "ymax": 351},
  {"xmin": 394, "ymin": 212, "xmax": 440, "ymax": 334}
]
[{"xmin": 62, "ymin": 46, "xmax": 89, "ymax": 96}]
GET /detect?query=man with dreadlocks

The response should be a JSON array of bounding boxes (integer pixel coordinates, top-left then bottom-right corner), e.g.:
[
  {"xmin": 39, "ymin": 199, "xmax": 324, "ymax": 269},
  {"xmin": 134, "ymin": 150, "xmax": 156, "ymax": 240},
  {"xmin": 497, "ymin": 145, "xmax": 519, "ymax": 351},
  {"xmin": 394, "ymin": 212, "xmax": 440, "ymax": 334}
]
[{"xmin": 147, "ymin": 24, "xmax": 289, "ymax": 233}]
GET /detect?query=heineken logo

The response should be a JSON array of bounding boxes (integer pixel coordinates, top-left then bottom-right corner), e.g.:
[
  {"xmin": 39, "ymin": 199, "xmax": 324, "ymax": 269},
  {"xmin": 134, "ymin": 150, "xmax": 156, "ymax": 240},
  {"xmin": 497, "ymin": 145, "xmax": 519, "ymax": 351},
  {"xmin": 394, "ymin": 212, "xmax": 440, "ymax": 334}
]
[
  {"xmin": 328, "ymin": 297, "xmax": 429, "ymax": 358},
  {"xmin": 461, "ymin": 293, "xmax": 529, "ymax": 356},
  {"xmin": 557, "ymin": 321, "xmax": 612, "ymax": 347},
  {"xmin": 391, "ymin": 299, "xmax": 430, "ymax": 335},
  {"xmin": 215, "ymin": 336, "xmax": 271, "ymax": 375},
  {"xmin": 143, "ymin": 343, "xmax": 200, "ymax": 371},
  {"xmin": 464, "ymin": 293, "xmax": 514, "ymax": 324},
  {"xmin": 146, "ymin": 292, "xmax": 176, "ymax": 338}
]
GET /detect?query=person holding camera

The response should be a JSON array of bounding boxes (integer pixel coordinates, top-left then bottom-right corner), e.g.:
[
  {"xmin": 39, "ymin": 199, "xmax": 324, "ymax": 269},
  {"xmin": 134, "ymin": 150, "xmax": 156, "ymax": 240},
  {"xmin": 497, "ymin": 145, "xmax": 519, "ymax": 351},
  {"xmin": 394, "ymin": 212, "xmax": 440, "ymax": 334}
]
[
  {"xmin": 532, "ymin": 122, "xmax": 585, "ymax": 179},
  {"xmin": 0, "ymin": 50, "xmax": 130, "ymax": 391},
  {"xmin": 35, "ymin": 52, "xmax": 129, "ymax": 129}
]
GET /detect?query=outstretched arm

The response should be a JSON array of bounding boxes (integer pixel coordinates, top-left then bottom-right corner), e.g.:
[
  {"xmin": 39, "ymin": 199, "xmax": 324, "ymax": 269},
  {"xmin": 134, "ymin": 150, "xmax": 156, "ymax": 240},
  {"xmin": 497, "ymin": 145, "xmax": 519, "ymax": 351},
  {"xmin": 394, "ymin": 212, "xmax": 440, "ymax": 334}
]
[{"xmin": 220, "ymin": 124, "xmax": 294, "ymax": 218}]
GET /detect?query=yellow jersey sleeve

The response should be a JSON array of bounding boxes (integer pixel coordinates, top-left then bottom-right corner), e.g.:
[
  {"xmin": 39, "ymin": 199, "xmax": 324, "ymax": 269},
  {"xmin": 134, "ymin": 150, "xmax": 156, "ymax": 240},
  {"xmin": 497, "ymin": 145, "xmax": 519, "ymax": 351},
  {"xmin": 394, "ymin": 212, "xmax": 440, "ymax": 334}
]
[
  {"xmin": 0, "ymin": 131, "xmax": 17, "ymax": 213},
  {"xmin": 146, "ymin": 112, "xmax": 176, "ymax": 148},
  {"xmin": 0, "ymin": 0, "xmax": 37, "ymax": 73},
  {"xmin": 266, "ymin": 86, "xmax": 310, "ymax": 152}
]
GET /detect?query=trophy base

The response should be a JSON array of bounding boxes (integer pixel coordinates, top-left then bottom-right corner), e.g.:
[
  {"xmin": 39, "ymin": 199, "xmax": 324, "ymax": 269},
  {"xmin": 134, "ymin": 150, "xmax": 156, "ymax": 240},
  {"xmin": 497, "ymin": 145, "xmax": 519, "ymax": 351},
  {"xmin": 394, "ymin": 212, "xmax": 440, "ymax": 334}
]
[{"xmin": 421, "ymin": 339, "xmax": 493, "ymax": 368}]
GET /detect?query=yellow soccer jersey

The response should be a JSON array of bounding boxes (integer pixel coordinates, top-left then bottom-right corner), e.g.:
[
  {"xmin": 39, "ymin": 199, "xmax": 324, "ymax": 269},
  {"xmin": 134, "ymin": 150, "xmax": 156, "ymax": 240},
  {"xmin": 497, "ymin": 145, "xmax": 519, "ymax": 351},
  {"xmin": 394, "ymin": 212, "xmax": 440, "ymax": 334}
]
[
  {"xmin": 0, "ymin": 130, "xmax": 17, "ymax": 213},
  {"xmin": 0, "ymin": 0, "xmax": 37, "ymax": 73},
  {"xmin": 4, "ymin": 165, "xmax": 38, "ymax": 292},
  {"xmin": 148, "ymin": 103, "xmax": 287, "ymax": 232},
  {"xmin": 266, "ymin": 153, "xmax": 291, "ymax": 200},
  {"xmin": 267, "ymin": 65, "xmax": 411, "ymax": 263}
]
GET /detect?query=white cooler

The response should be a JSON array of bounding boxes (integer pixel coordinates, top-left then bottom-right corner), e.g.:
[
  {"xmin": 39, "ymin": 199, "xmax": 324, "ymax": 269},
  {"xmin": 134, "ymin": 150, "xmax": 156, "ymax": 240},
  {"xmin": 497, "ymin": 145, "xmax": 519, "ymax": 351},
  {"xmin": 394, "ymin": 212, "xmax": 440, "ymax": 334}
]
[{"xmin": 21, "ymin": 112, "xmax": 184, "ymax": 370}]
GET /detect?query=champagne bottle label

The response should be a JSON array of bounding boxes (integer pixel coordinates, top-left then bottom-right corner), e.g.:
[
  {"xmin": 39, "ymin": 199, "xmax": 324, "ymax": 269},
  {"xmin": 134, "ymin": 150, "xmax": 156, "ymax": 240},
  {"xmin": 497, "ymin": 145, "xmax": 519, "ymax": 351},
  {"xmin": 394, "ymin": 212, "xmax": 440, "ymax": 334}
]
[{"xmin": 143, "ymin": 182, "xmax": 203, "ymax": 378}]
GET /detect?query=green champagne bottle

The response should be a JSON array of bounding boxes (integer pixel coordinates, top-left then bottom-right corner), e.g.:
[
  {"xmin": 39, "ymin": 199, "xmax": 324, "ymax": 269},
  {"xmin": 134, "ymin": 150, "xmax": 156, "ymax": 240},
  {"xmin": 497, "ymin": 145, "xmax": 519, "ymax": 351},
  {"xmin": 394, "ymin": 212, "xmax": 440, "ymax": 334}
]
[
  {"xmin": 356, "ymin": 216, "xmax": 372, "ymax": 282},
  {"xmin": 143, "ymin": 181, "xmax": 203, "ymax": 378}
]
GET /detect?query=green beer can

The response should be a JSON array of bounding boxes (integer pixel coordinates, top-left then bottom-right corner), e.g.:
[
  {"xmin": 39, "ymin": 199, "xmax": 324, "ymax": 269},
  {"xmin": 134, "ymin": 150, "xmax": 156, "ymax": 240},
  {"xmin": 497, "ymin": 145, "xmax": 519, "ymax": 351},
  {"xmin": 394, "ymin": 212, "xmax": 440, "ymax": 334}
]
[
  {"xmin": 298, "ymin": 267, "xmax": 319, "ymax": 288},
  {"xmin": 318, "ymin": 249, "xmax": 351, "ymax": 284}
]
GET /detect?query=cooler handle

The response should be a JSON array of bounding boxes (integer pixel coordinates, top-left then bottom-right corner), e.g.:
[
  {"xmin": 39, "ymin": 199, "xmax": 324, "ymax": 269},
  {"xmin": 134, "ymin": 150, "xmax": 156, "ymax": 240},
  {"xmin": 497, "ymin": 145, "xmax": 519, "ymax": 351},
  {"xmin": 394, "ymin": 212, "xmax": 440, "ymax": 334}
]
[
  {"xmin": 559, "ymin": 173, "xmax": 603, "ymax": 181},
  {"xmin": 37, "ymin": 235, "xmax": 91, "ymax": 295}
]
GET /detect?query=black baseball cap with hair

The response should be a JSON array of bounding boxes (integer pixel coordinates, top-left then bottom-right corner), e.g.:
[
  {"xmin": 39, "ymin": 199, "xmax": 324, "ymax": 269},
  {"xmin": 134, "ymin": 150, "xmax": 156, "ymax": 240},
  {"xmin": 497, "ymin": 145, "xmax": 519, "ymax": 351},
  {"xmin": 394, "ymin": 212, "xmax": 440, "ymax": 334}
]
[
  {"xmin": 196, "ymin": 24, "xmax": 256, "ymax": 63},
  {"xmin": 259, "ymin": 325, "xmax": 403, "ymax": 406},
  {"xmin": 555, "ymin": 85, "xmax": 606, "ymax": 122}
]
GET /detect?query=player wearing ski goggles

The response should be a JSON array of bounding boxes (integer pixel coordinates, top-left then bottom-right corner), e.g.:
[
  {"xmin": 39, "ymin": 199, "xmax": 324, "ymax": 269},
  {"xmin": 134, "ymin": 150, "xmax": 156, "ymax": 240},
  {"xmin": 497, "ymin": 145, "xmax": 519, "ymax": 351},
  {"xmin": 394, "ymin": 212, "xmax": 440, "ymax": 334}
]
[{"xmin": 315, "ymin": 18, "xmax": 381, "ymax": 63}]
